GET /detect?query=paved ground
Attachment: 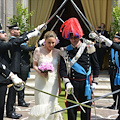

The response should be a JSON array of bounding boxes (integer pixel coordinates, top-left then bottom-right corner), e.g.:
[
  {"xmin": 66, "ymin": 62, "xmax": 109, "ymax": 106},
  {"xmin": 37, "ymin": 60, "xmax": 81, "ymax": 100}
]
[
  {"xmin": 3, "ymin": 96, "xmax": 119, "ymax": 120},
  {"xmin": 3, "ymin": 70, "xmax": 119, "ymax": 120}
]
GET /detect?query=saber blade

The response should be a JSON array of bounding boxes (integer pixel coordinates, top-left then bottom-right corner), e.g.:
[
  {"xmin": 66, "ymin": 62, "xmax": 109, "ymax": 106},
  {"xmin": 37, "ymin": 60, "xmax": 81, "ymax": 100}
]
[
  {"xmin": 51, "ymin": 89, "xmax": 120, "ymax": 114},
  {"xmin": 51, "ymin": 8, "xmax": 65, "ymax": 31},
  {"xmin": 40, "ymin": 0, "xmax": 68, "ymax": 31},
  {"xmin": 70, "ymin": 0, "xmax": 98, "ymax": 33},
  {"xmin": 70, "ymin": 0, "xmax": 91, "ymax": 32},
  {"xmin": 56, "ymin": 15, "xmax": 64, "ymax": 23}
]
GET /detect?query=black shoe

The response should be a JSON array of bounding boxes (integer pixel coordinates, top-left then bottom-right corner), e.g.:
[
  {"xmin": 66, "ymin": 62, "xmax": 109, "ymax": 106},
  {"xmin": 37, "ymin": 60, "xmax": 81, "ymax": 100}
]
[
  {"xmin": 107, "ymin": 104, "xmax": 118, "ymax": 110},
  {"xmin": 6, "ymin": 112, "xmax": 22, "ymax": 119},
  {"xmin": 18, "ymin": 102, "xmax": 30, "ymax": 107},
  {"xmin": 116, "ymin": 115, "xmax": 120, "ymax": 120}
]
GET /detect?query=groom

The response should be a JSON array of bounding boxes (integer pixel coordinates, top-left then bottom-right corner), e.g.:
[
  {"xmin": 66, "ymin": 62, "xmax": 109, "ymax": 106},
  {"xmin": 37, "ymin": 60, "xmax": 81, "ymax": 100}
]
[{"xmin": 59, "ymin": 17, "xmax": 100, "ymax": 120}]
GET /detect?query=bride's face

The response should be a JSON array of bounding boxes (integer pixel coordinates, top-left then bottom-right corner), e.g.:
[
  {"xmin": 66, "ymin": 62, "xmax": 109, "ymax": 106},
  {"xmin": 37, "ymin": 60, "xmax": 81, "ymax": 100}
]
[{"xmin": 45, "ymin": 37, "xmax": 56, "ymax": 51}]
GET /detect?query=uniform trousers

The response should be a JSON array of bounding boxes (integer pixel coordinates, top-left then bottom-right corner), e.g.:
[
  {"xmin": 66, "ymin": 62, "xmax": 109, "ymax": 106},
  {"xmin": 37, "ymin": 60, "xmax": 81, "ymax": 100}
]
[
  {"xmin": 6, "ymin": 65, "xmax": 29, "ymax": 114},
  {"xmin": 0, "ymin": 84, "xmax": 7, "ymax": 120},
  {"xmin": 18, "ymin": 65, "xmax": 29, "ymax": 103},
  {"xmin": 109, "ymin": 68, "xmax": 119, "ymax": 106},
  {"xmin": 67, "ymin": 79, "xmax": 91, "ymax": 120},
  {"xmin": 118, "ymin": 91, "xmax": 120, "ymax": 114},
  {"xmin": 6, "ymin": 85, "xmax": 16, "ymax": 114}
]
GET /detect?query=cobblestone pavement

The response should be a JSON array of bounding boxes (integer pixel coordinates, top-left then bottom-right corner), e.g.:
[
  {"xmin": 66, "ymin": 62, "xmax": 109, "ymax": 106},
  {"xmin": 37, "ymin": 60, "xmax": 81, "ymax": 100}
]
[
  {"xmin": 3, "ymin": 96, "xmax": 119, "ymax": 120},
  {"xmin": 3, "ymin": 70, "xmax": 119, "ymax": 120}
]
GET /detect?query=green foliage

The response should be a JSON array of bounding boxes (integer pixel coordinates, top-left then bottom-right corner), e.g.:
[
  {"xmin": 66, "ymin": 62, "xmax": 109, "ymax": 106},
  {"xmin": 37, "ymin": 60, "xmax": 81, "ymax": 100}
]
[
  {"xmin": 7, "ymin": 1, "xmax": 34, "ymax": 34},
  {"xmin": 110, "ymin": 0, "xmax": 120, "ymax": 39}
]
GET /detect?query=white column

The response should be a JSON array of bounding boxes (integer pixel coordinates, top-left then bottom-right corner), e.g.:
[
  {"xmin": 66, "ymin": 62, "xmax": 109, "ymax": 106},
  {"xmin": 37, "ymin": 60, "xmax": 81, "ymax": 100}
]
[
  {"xmin": 22, "ymin": 0, "xmax": 28, "ymax": 9},
  {"xmin": 118, "ymin": 0, "xmax": 120, "ymax": 5},
  {"xmin": 0, "ymin": 0, "xmax": 29, "ymax": 32},
  {"xmin": 0, "ymin": 0, "xmax": 6, "ymax": 30}
]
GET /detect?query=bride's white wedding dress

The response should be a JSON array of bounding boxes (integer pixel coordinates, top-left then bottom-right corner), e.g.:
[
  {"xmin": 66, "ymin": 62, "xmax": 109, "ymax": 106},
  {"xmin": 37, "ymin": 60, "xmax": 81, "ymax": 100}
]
[{"xmin": 29, "ymin": 46, "xmax": 63, "ymax": 120}]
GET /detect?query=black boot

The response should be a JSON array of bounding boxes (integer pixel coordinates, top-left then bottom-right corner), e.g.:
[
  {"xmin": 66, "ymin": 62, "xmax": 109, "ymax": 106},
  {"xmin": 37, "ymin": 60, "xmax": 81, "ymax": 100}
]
[
  {"xmin": 116, "ymin": 115, "xmax": 120, "ymax": 120},
  {"xmin": 18, "ymin": 101, "xmax": 30, "ymax": 107},
  {"xmin": 18, "ymin": 89, "xmax": 30, "ymax": 107},
  {"xmin": 107, "ymin": 102, "xmax": 118, "ymax": 110},
  {"xmin": 6, "ymin": 112, "xmax": 22, "ymax": 119}
]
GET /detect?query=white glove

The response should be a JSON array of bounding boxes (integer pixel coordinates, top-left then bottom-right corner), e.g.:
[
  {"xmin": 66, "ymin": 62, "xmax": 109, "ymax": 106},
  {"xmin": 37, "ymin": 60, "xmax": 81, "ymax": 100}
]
[
  {"xmin": 66, "ymin": 82, "xmax": 74, "ymax": 94},
  {"xmin": 91, "ymin": 83, "xmax": 97, "ymax": 92},
  {"xmin": 39, "ymin": 39, "xmax": 45, "ymax": 46},
  {"xmin": 36, "ymin": 23, "xmax": 47, "ymax": 31},
  {"xmin": 89, "ymin": 32, "xmax": 98, "ymax": 39},
  {"xmin": 27, "ymin": 30, "xmax": 40, "ymax": 39},
  {"xmin": 84, "ymin": 39, "xmax": 94, "ymax": 45},
  {"xmin": 10, "ymin": 74, "xmax": 23, "ymax": 85},
  {"xmin": 99, "ymin": 35, "xmax": 113, "ymax": 47}
]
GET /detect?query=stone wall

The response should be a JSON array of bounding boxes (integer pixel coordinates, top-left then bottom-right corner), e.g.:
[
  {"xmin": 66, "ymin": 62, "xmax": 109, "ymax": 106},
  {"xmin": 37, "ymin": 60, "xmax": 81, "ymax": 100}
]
[{"xmin": 0, "ymin": 0, "xmax": 28, "ymax": 32}]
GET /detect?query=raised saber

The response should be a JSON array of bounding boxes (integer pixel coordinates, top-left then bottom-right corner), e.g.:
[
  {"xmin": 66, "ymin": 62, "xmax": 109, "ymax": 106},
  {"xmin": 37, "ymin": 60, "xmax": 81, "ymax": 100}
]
[
  {"xmin": 72, "ymin": 93, "xmax": 86, "ymax": 113},
  {"xmin": 70, "ymin": 0, "xmax": 91, "ymax": 32},
  {"xmin": 51, "ymin": 89, "xmax": 120, "ymax": 114},
  {"xmin": 70, "ymin": 0, "xmax": 98, "ymax": 34},
  {"xmin": 39, "ymin": 0, "xmax": 68, "ymax": 31},
  {"xmin": 56, "ymin": 15, "xmax": 64, "ymax": 23},
  {"xmin": 51, "ymin": 8, "xmax": 65, "ymax": 31}
]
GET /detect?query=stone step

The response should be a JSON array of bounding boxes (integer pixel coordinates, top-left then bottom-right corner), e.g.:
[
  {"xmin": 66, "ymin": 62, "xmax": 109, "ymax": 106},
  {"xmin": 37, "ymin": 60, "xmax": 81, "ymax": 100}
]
[
  {"xmin": 29, "ymin": 68, "xmax": 36, "ymax": 75},
  {"xmin": 25, "ymin": 69, "xmax": 112, "ymax": 99},
  {"xmin": 25, "ymin": 90, "xmax": 34, "ymax": 96},
  {"xmin": 94, "ymin": 92, "xmax": 112, "ymax": 98}
]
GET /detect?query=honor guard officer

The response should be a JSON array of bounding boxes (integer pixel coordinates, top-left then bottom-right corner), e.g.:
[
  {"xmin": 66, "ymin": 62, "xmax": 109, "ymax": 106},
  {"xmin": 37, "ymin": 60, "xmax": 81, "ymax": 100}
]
[
  {"xmin": 6, "ymin": 22, "xmax": 46, "ymax": 119},
  {"xmin": 107, "ymin": 33, "xmax": 120, "ymax": 110},
  {"xmin": 59, "ymin": 18, "xmax": 100, "ymax": 120},
  {"xmin": 0, "ymin": 62, "xmax": 24, "ymax": 120},
  {"xmin": 90, "ymin": 32, "xmax": 120, "ymax": 120},
  {"xmin": 0, "ymin": 24, "xmax": 25, "ymax": 120}
]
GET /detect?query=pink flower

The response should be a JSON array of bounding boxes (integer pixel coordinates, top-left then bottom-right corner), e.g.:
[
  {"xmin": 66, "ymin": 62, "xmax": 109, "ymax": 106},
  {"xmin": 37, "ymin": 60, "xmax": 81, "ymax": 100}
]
[{"xmin": 38, "ymin": 62, "xmax": 54, "ymax": 73}]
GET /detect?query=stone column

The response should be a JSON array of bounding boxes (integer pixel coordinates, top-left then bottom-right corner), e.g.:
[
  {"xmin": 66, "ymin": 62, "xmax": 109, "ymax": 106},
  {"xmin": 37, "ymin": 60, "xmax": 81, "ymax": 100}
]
[{"xmin": 0, "ymin": 0, "xmax": 28, "ymax": 32}]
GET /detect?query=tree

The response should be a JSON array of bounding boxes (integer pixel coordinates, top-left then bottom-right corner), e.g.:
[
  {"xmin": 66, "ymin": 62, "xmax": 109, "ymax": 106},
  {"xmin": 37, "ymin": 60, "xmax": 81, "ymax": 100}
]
[
  {"xmin": 110, "ymin": 0, "xmax": 120, "ymax": 39},
  {"xmin": 7, "ymin": 1, "xmax": 34, "ymax": 35}
]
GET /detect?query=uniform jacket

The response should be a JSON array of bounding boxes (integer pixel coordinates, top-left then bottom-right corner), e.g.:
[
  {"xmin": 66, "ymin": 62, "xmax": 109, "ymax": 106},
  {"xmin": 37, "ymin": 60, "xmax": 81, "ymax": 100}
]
[
  {"xmin": 59, "ymin": 43, "xmax": 100, "ymax": 81},
  {"xmin": 9, "ymin": 29, "xmax": 35, "ymax": 74},
  {"xmin": 20, "ymin": 43, "xmax": 35, "ymax": 66},
  {"xmin": 0, "ymin": 39, "xmax": 20, "ymax": 84},
  {"xmin": 95, "ymin": 42, "xmax": 120, "ymax": 75},
  {"xmin": 0, "ymin": 62, "xmax": 11, "ymax": 78}
]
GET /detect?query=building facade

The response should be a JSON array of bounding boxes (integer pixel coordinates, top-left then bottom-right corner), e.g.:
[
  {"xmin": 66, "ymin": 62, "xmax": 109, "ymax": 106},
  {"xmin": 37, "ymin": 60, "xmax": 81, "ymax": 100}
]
[{"xmin": 0, "ymin": 0, "xmax": 28, "ymax": 31}]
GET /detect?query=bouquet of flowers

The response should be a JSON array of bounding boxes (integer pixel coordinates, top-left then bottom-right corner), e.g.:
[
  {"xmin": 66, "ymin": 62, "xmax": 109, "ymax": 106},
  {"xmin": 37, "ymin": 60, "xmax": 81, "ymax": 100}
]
[{"xmin": 38, "ymin": 62, "xmax": 54, "ymax": 73}]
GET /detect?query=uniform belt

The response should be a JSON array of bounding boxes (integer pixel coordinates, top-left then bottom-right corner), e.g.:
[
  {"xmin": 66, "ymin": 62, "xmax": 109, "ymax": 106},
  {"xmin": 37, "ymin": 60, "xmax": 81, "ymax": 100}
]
[{"xmin": 69, "ymin": 78, "xmax": 86, "ymax": 81}]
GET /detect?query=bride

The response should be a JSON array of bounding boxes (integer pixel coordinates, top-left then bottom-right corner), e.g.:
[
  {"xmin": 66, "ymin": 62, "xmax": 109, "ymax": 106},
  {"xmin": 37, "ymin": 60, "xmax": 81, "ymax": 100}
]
[{"xmin": 29, "ymin": 31, "xmax": 63, "ymax": 120}]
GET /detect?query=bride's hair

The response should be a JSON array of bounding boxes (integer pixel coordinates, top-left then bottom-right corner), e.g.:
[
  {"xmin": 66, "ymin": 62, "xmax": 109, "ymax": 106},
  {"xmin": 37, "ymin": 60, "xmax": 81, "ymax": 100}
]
[{"xmin": 44, "ymin": 31, "xmax": 57, "ymax": 40}]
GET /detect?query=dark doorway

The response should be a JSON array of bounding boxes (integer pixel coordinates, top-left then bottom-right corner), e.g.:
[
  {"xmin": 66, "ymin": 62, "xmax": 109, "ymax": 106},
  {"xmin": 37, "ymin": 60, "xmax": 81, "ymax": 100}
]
[{"xmin": 41, "ymin": 0, "xmax": 89, "ymax": 48}]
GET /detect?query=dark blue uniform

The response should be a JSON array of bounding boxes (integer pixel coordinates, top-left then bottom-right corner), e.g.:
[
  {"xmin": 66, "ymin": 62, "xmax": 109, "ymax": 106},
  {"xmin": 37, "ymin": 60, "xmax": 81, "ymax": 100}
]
[
  {"xmin": 0, "ymin": 38, "xmax": 27, "ymax": 120},
  {"xmin": 6, "ymin": 34, "xmax": 29, "ymax": 115},
  {"xmin": 18, "ymin": 43, "xmax": 35, "ymax": 105},
  {"xmin": 95, "ymin": 42, "xmax": 120, "ymax": 119},
  {"xmin": 59, "ymin": 43, "xmax": 99, "ymax": 120},
  {"xmin": 6, "ymin": 29, "xmax": 36, "ymax": 115}
]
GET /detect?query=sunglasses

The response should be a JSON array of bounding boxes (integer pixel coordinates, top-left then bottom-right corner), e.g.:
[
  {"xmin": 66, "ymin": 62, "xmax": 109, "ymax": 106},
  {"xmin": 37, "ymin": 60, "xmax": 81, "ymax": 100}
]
[
  {"xmin": 0, "ymin": 30, "xmax": 5, "ymax": 34},
  {"xmin": 13, "ymin": 28, "xmax": 19, "ymax": 30}
]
